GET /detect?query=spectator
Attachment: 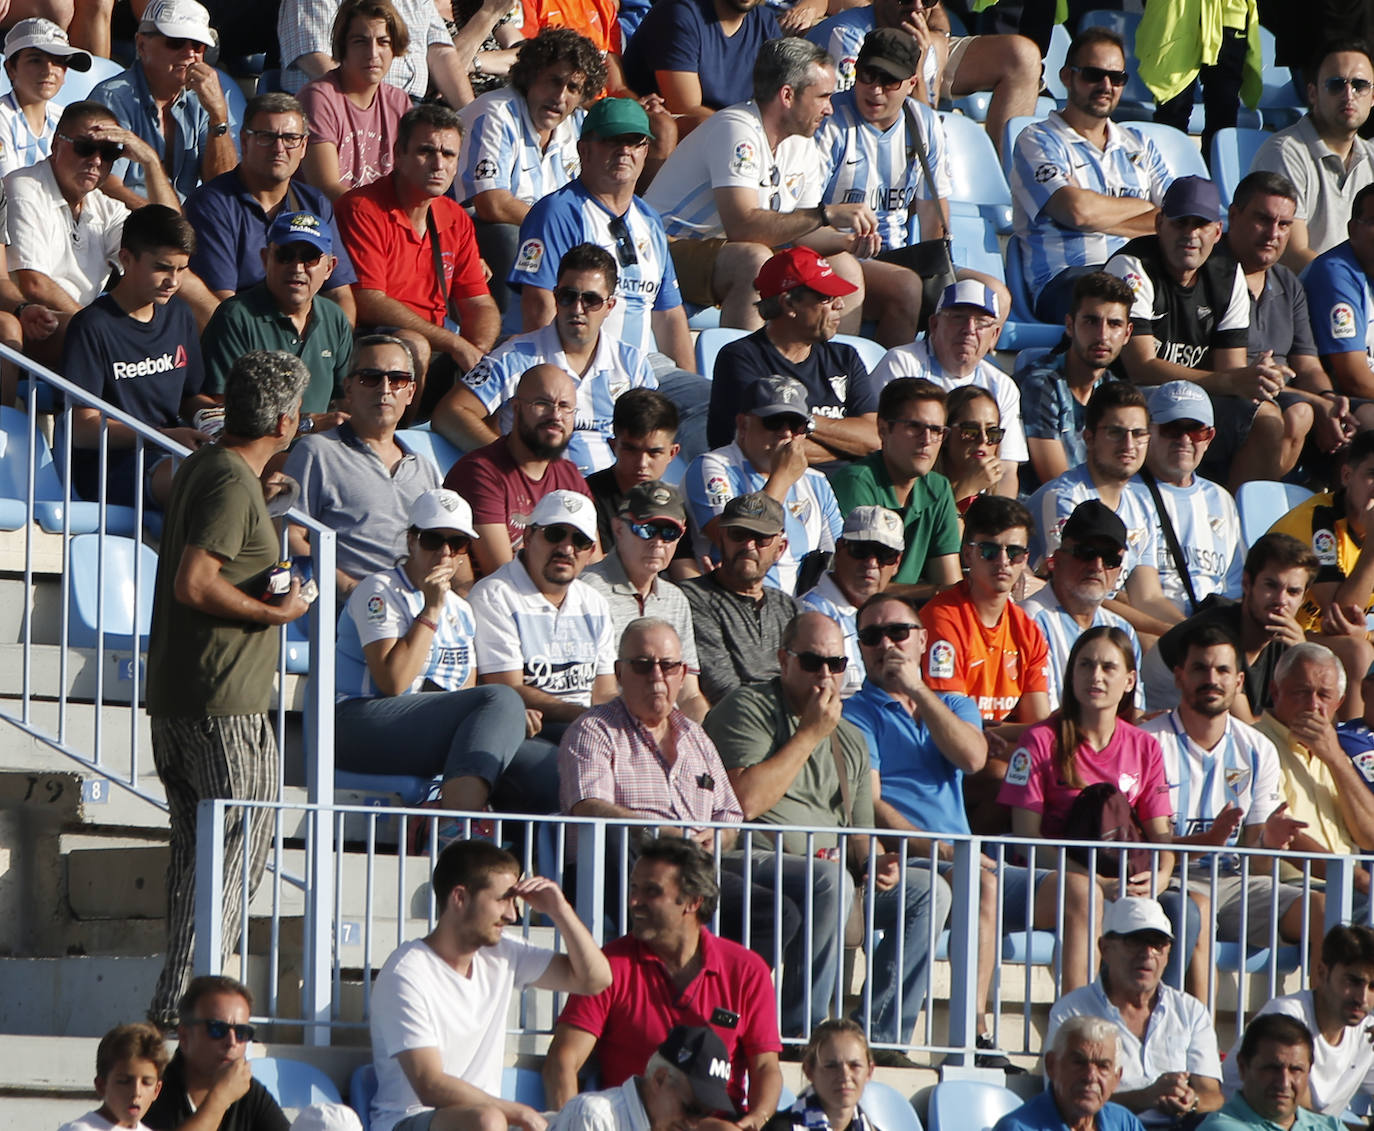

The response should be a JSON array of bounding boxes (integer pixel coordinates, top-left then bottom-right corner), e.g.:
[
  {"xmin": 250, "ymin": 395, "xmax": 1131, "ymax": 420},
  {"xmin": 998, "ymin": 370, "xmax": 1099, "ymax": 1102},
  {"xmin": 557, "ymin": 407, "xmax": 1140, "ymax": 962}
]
[
  {"xmin": 200, "ymin": 210, "xmax": 353, "ymax": 431},
  {"xmin": 1208, "ymin": 1015, "xmax": 1344, "ymax": 1131},
  {"xmin": 1026, "ymin": 382, "xmax": 1181, "ymax": 643},
  {"xmin": 762, "ymin": 1022, "xmax": 881, "ymax": 1131},
  {"xmin": 284, "ymin": 333, "xmax": 440, "ymax": 597},
  {"xmin": 91, "ymin": 0, "xmax": 237, "ymax": 204},
  {"xmin": 706, "ymin": 246, "xmax": 877, "ymax": 458},
  {"xmin": 683, "ymin": 376, "xmax": 842, "ymax": 595},
  {"xmin": 185, "ymin": 92, "xmax": 358, "ymax": 324},
  {"xmin": 1301, "ymin": 186, "xmax": 1374, "ymax": 417},
  {"xmin": 0, "ymin": 19, "xmax": 92, "ymax": 180},
  {"xmin": 1017, "ymin": 271, "xmax": 1133, "ymax": 490},
  {"xmin": 1105, "ymin": 175, "xmax": 1311, "ymax": 491},
  {"xmin": 1010, "ymin": 25, "xmax": 1172, "ymax": 324},
  {"xmin": 1251, "ymin": 41, "xmax": 1374, "ymax": 270},
  {"xmin": 1021, "ymin": 500, "xmax": 1143, "ymax": 712},
  {"xmin": 468, "ymin": 489, "xmax": 617, "ymax": 814},
  {"xmin": 368, "ymin": 840, "xmax": 611, "ymax": 1131},
  {"xmin": 992, "ymin": 1016, "xmax": 1143, "ymax": 1131},
  {"xmin": 456, "ymin": 29, "xmax": 604, "ymax": 311},
  {"xmin": 935, "ymin": 386, "xmax": 1008, "ymax": 519},
  {"xmin": 144, "ymin": 351, "xmax": 310, "ymax": 1025},
  {"xmin": 543, "ymin": 837, "xmax": 783, "ymax": 1121},
  {"xmin": 706, "ymin": 610, "xmax": 951, "ymax": 1056},
  {"xmin": 1337, "ymin": 662, "xmax": 1374, "ymax": 793},
  {"xmin": 1144, "ymin": 534, "xmax": 1319, "ymax": 719},
  {"xmin": 1045, "ymin": 898, "xmax": 1224, "ymax": 1126},
  {"xmin": 298, "ymin": 0, "xmax": 414, "ymax": 200},
  {"xmin": 63, "ymin": 1021, "xmax": 168, "ymax": 1131},
  {"xmin": 680, "ymin": 491, "xmax": 801, "ymax": 705},
  {"xmin": 62, "ymin": 204, "xmax": 211, "ymax": 509},
  {"xmin": 437, "ymin": 242, "xmax": 657, "ymax": 477},
  {"xmin": 581, "ymin": 485, "xmax": 710, "ymax": 719},
  {"xmin": 145, "ymin": 976, "xmax": 288, "ymax": 1131},
  {"xmin": 800, "ymin": 506, "xmax": 905, "ymax": 699},
  {"xmin": 336, "ymin": 103, "xmax": 499, "ymax": 398},
  {"xmin": 582, "ymin": 387, "xmax": 683, "ymax": 551},
  {"xmin": 334, "ymin": 488, "xmax": 529, "ymax": 818},
  {"xmin": 830, "ymin": 377, "xmax": 961, "ymax": 594},
  {"xmin": 444, "ymin": 363, "xmax": 593, "ymax": 578},
  {"xmin": 869, "ymin": 281, "xmax": 1029, "ymax": 486},
  {"xmin": 510, "ymin": 97, "xmax": 693, "ymax": 369},
  {"xmin": 1219, "ymin": 925, "xmax": 1374, "ymax": 1119}
]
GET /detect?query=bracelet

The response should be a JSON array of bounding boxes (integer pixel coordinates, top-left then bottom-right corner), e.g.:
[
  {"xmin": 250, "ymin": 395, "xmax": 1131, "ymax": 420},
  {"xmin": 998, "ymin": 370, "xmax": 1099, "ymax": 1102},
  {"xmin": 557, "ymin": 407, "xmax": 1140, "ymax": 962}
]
[
  {"xmin": 414, "ymin": 614, "xmax": 438, "ymax": 632},
  {"xmin": 818, "ymin": 202, "xmax": 830, "ymax": 229},
  {"xmin": 13, "ymin": 302, "xmax": 32, "ymax": 319}
]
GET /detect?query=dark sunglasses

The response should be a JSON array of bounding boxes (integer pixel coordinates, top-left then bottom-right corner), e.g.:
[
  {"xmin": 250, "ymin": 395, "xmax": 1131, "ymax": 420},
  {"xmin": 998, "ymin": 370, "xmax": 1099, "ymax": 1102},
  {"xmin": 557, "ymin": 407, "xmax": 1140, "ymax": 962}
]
[
  {"xmin": 1065, "ymin": 543, "xmax": 1124, "ymax": 569},
  {"xmin": 1157, "ymin": 420, "xmax": 1215, "ymax": 442},
  {"xmin": 417, "ymin": 530, "xmax": 470, "ymax": 553},
  {"xmin": 787, "ymin": 649, "xmax": 848, "ymax": 674},
  {"xmin": 273, "ymin": 244, "xmax": 325, "ymax": 265},
  {"xmin": 540, "ymin": 524, "xmax": 594, "ymax": 551},
  {"xmin": 194, "ymin": 1019, "xmax": 256, "ymax": 1042},
  {"xmin": 607, "ymin": 214, "xmax": 638, "ymax": 268},
  {"xmin": 157, "ymin": 35, "xmax": 206, "ymax": 51},
  {"xmin": 1324, "ymin": 75, "xmax": 1374, "ymax": 94},
  {"xmin": 627, "ymin": 520, "xmax": 683, "ymax": 542},
  {"xmin": 967, "ymin": 540, "xmax": 1029, "ymax": 563},
  {"xmin": 58, "ymin": 132, "xmax": 123, "ymax": 162},
  {"xmin": 758, "ymin": 414, "xmax": 808, "ymax": 432},
  {"xmin": 1070, "ymin": 64, "xmax": 1129, "ymax": 87},
  {"xmin": 721, "ymin": 526, "xmax": 778, "ymax": 547},
  {"xmin": 855, "ymin": 66, "xmax": 904, "ymax": 90},
  {"xmin": 352, "ymin": 368, "xmax": 414, "ymax": 388},
  {"xmin": 843, "ymin": 540, "xmax": 901, "ymax": 566},
  {"xmin": 954, "ymin": 422, "xmax": 1006, "ymax": 444},
  {"xmin": 553, "ymin": 286, "xmax": 609, "ymax": 311},
  {"xmin": 857, "ymin": 621, "xmax": 920, "ymax": 648},
  {"xmin": 622, "ymin": 656, "xmax": 685, "ymax": 675}
]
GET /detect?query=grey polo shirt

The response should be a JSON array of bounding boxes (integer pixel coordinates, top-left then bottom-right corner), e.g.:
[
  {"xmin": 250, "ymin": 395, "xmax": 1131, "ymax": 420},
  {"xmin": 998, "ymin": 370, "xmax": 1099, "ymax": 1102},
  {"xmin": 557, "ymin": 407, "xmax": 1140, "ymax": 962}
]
[
  {"xmin": 581, "ymin": 550, "xmax": 701, "ymax": 671},
  {"xmin": 1246, "ymin": 260, "xmax": 1318, "ymax": 368},
  {"xmin": 283, "ymin": 423, "xmax": 441, "ymax": 579},
  {"xmin": 680, "ymin": 573, "xmax": 801, "ymax": 704},
  {"xmin": 1251, "ymin": 114, "xmax": 1374, "ymax": 257}
]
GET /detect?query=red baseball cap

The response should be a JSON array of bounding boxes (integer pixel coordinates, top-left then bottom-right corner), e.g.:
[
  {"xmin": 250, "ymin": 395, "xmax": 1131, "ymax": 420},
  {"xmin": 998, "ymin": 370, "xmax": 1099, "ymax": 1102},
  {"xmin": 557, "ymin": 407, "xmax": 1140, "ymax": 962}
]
[{"xmin": 753, "ymin": 247, "xmax": 858, "ymax": 300}]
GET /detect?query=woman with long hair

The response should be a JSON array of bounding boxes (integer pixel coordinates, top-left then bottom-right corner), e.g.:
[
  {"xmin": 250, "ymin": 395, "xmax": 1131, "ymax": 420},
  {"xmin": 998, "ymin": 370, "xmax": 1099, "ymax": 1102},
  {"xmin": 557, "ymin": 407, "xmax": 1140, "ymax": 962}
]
[{"xmin": 937, "ymin": 385, "xmax": 1006, "ymax": 520}]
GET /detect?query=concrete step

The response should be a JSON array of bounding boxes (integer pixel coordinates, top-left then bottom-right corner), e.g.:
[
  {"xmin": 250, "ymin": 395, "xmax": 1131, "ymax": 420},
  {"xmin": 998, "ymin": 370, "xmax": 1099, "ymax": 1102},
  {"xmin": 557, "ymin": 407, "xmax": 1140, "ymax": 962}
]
[{"xmin": 0, "ymin": 527, "xmax": 66, "ymax": 576}]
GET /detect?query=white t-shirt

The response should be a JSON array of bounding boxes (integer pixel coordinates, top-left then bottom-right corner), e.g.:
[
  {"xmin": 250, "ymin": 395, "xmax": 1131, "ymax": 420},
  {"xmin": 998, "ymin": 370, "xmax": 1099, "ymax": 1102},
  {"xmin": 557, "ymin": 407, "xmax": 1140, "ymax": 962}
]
[
  {"xmin": 370, "ymin": 935, "xmax": 554, "ymax": 1131},
  {"xmin": 59, "ymin": 1113, "xmax": 149, "ymax": 1131},
  {"xmin": 549, "ymin": 1078, "xmax": 650, "ymax": 1131}
]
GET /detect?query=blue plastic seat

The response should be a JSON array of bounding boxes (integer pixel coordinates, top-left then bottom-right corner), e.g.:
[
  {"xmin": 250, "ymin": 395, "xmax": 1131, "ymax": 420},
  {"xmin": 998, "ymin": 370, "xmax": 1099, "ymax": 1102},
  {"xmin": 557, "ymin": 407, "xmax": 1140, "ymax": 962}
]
[
  {"xmin": 65, "ymin": 533, "xmax": 158, "ymax": 650},
  {"xmin": 1130, "ymin": 121, "xmax": 1209, "ymax": 180},
  {"xmin": 48, "ymin": 55, "xmax": 125, "ymax": 107},
  {"xmin": 349, "ymin": 1063, "xmax": 376, "ymax": 1131},
  {"xmin": 1042, "ymin": 23, "xmax": 1071, "ymax": 103},
  {"xmin": 502, "ymin": 1066, "xmax": 548, "ymax": 1109},
  {"xmin": 335, "ymin": 769, "xmax": 438, "ymax": 805},
  {"xmin": 1236, "ymin": 481, "xmax": 1314, "ymax": 548},
  {"xmin": 1000, "ymin": 114, "xmax": 1043, "ymax": 180},
  {"xmin": 686, "ymin": 304, "xmax": 722, "ymax": 331},
  {"xmin": 938, "ymin": 111, "xmax": 1014, "ymax": 232},
  {"xmin": 1210, "ymin": 127, "xmax": 1268, "ymax": 209},
  {"xmin": 696, "ymin": 327, "xmax": 750, "ymax": 380},
  {"xmin": 1002, "ymin": 930, "xmax": 1056, "ymax": 964},
  {"xmin": 252, "ymin": 1056, "xmax": 342, "ymax": 1109},
  {"xmin": 928, "ymin": 1080, "xmax": 1022, "ymax": 1131},
  {"xmin": 861, "ymin": 1081, "xmax": 923, "ymax": 1131},
  {"xmin": 397, "ymin": 425, "xmax": 464, "ymax": 480},
  {"xmin": 1216, "ymin": 942, "xmax": 1302, "ymax": 974},
  {"xmin": 833, "ymin": 333, "xmax": 886, "ymax": 372}
]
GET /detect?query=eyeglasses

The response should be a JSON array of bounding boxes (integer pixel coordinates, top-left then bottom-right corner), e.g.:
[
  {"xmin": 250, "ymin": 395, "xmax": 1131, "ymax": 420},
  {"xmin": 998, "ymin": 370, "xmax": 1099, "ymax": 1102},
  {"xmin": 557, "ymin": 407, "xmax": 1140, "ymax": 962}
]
[
  {"xmin": 721, "ymin": 526, "xmax": 778, "ymax": 547},
  {"xmin": 1157, "ymin": 420, "xmax": 1215, "ymax": 442},
  {"xmin": 843, "ymin": 540, "xmax": 901, "ymax": 566},
  {"xmin": 941, "ymin": 311, "xmax": 998, "ymax": 332},
  {"xmin": 954, "ymin": 422, "xmax": 1006, "ymax": 444},
  {"xmin": 1070, "ymin": 64, "xmax": 1129, "ymax": 87},
  {"xmin": 1324, "ymin": 75, "xmax": 1374, "ymax": 94},
  {"xmin": 1065, "ymin": 543, "xmax": 1124, "ymax": 569},
  {"xmin": 857, "ymin": 621, "xmax": 920, "ymax": 648},
  {"xmin": 57, "ymin": 133, "xmax": 123, "ymax": 162},
  {"xmin": 352, "ymin": 368, "xmax": 414, "ymax": 388},
  {"xmin": 245, "ymin": 128, "xmax": 308, "ymax": 149},
  {"xmin": 417, "ymin": 530, "xmax": 470, "ymax": 553},
  {"xmin": 518, "ymin": 395, "xmax": 576, "ymax": 417},
  {"xmin": 607, "ymin": 214, "xmax": 638, "ymax": 268},
  {"xmin": 627, "ymin": 520, "xmax": 683, "ymax": 543},
  {"xmin": 540, "ymin": 524, "xmax": 594, "ymax": 551},
  {"xmin": 193, "ymin": 1019, "xmax": 256, "ymax": 1042},
  {"xmin": 1100, "ymin": 425, "xmax": 1150, "ymax": 443},
  {"xmin": 786, "ymin": 649, "xmax": 848, "ymax": 674},
  {"xmin": 553, "ymin": 286, "xmax": 609, "ymax": 311},
  {"xmin": 758, "ymin": 414, "xmax": 808, "ymax": 433},
  {"xmin": 622, "ymin": 656, "xmax": 685, "ymax": 675},
  {"xmin": 891, "ymin": 419, "xmax": 949, "ymax": 440},
  {"xmin": 966, "ymin": 540, "xmax": 1029, "ymax": 563},
  {"xmin": 273, "ymin": 244, "xmax": 325, "ymax": 265},
  {"xmin": 855, "ymin": 66, "xmax": 904, "ymax": 90}
]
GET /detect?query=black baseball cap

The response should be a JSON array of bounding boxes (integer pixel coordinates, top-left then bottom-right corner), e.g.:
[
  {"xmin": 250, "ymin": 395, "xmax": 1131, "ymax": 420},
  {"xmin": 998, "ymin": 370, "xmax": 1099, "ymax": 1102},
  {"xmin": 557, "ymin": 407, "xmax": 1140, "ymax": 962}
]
[
  {"xmin": 657, "ymin": 1026, "xmax": 738, "ymax": 1117},
  {"xmin": 1060, "ymin": 500, "xmax": 1127, "ymax": 551}
]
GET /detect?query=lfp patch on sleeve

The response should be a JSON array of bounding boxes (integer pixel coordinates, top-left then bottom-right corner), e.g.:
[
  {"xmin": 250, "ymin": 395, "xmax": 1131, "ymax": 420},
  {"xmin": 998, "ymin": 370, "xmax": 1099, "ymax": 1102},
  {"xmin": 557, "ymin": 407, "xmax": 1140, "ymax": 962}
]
[
  {"xmin": 928, "ymin": 639, "xmax": 956, "ymax": 680},
  {"xmin": 1330, "ymin": 302, "xmax": 1357, "ymax": 340},
  {"xmin": 1006, "ymin": 747, "xmax": 1031, "ymax": 787},
  {"xmin": 514, "ymin": 238, "xmax": 544, "ymax": 275}
]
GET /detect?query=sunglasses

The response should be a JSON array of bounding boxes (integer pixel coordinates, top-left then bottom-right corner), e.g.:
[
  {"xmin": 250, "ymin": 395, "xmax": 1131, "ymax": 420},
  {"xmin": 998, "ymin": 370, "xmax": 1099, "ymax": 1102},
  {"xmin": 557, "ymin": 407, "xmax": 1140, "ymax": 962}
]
[
  {"xmin": 627, "ymin": 520, "xmax": 683, "ymax": 542},
  {"xmin": 843, "ymin": 540, "xmax": 901, "ymax": 566},
  {"xmin": 721, "ymin": 526, "xmax": 778, "ymax": 547},
  {"xmin": 1157, "ymin": 420, "xmax": 1215, "ymax": 442},
  {"xmin": 156, "ymin": 35, "xmax": 206, "ymax": 51},
  {"xmin": 194, "ymin": 1019, "xmax": 256, "ymax": 1042},
  {"xmin": 553, "ymin": 286, "xmax": 609, "ymax": 311},
  {"xmin": 1070, "ymin": 64, "xmax": 1129, "ymax": 87},
  {"xmin": 1065, "ymin": 543, "xmax": 1124, "ymax": 569},
  {"xmin": 967, "ymin": 540, "xmax": 1029, "ymax": 563},
  {"xmin": 245, "ymin": 127, "xmax": 308, "ymax": 149},
  {"xmin": 857, "ymin": 621, "xmax": 920, "ymax": 648},
  {"xmin": 1324, "ymin": 75, "xmax": 1374, "ymax": 94},
  {"xmin": 622, "ymin": 656, "xmax": 685, "ymax": 675},
  {"xmin": 540, "ymin": 524, "xmax": 595, "ymax": 551},
  {"xmin": 58, "ymin": 132, "xmax": 123, "ymax": 162},
  {"xmin": 787, "ymin": 649, "xmax": 848, "ymax": 674},
  {"xmin": 417, "ymin": 530, "xmax": 470, "ymax": 553},
  {"xmin": 273, "ymin": 244, "xmax": 325, "ymax": 265},
  {"xmin": 954, "ymin": 422, "xmax": 1006, "ymax": 444},
  {"xmin": 607, "ymin": 214, "xmax": 638, "ymax": 268},
  {"xmin": 855, "ymin": 66, "xmax": 904, "ymax": 90},
  {"xmin": 758, "ymin": 414, "xmax": 808, "ymax": 432},
  {"xmin": 352, "ymin": 368, "xmax": 414, "ymax": 388}
]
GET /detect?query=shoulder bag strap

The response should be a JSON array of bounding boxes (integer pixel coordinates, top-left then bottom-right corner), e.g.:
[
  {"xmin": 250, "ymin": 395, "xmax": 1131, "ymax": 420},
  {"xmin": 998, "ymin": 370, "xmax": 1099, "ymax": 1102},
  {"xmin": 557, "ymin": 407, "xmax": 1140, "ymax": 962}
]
[
  {"xmin": 829, "ymin": 733, "xmax": 854, "ymax": 826},
  {"xmin": 425, "ymin": 206, "xmax": 453, "ymax": 321},
  {"xmin": 1139, "ymin": 467, "xmax": 1200, "ymax": 614},
  {"xmin": 903, "ymin": 99, "xmax": 946, "ymax": 236}
]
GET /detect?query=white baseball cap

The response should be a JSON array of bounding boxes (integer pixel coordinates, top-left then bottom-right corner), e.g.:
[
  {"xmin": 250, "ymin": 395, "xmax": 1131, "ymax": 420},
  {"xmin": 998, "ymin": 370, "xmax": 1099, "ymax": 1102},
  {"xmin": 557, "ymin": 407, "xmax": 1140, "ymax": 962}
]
[
  {"xmin": 529, "ymin": 490, "xmax": 598, "ymax": 542},
  {"xmin": 139, "ymin": 0, "xmax": 216, "ymax": 46},
  {"xmin": 841, "ymin": 505, "xmax": 904, "ymax": 553},
  {"xmin": 407, "ymin": 489, "xmax": 477, "ymax": 539},
  {"xmin": 3, "ymin": 18, "xmax": 92, "ymax": 70},
  {"xmin": 1103, "ymin": 897, "xmax": 1173, "ymax": 939}
]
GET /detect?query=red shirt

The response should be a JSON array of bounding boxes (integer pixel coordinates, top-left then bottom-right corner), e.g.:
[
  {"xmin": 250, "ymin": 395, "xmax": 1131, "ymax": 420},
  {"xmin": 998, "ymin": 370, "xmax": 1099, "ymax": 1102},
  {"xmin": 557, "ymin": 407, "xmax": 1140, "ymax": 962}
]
[
  {"xmin": 556, "ymin": 929, "xmax": 780, "ymax": 1108},
  {"xmin": 335, "ymin": 175, "xmax": 488, "ymax": 326},
  {"xmin": 445, "ymin": 435, "xmax": 591, "ymax": 553}
]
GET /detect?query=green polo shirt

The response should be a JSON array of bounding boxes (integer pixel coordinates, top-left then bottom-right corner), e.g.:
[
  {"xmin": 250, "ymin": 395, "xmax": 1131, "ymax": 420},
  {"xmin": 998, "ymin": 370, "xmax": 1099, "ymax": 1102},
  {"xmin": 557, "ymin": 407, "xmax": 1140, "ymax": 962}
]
[
  {"xmin": 200, "ymin": 283, "xmax": 352, "ymax": 414},
  {"xmin": 830, "ymin": 452, "xmax": 960, "ymax": 585}
]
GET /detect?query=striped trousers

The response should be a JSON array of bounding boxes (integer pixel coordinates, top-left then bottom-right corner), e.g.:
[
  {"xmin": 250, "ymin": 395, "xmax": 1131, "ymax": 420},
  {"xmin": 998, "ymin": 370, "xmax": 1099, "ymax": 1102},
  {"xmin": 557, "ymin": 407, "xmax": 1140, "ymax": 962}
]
[{"xmin": 148, "ymin": 714, "xmax": 278, "ymax": 1025}]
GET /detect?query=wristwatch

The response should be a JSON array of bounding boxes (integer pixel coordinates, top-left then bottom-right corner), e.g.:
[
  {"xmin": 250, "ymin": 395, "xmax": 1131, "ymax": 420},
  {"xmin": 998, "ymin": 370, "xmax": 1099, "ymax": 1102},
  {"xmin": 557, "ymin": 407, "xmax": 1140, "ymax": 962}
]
[
  {"xmin": 209, "ymin": 121, "xmax": 229, "ymax": 137},
  {"xmin": 297, "ymin": 415, "xmax": 314, "ymax": 435}
]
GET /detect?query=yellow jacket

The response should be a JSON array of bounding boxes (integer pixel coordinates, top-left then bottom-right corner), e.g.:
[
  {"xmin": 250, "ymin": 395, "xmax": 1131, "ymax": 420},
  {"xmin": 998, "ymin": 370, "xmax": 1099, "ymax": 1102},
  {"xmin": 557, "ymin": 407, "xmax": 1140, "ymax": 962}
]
[{"xmin": 1136, "ymin": 0, "xmax": 1264, "ymax": 107}]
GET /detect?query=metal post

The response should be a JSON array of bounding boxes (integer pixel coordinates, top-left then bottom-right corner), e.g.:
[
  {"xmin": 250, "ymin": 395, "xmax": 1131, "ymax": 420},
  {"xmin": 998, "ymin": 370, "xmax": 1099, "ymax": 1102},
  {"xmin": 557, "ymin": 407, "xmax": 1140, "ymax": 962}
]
[
  {"xmin": 194, "ymin": 798, "xmax": 227, "ymax": 976},
  {"xmin": 946, "ymin": 837, "xmax": 980, "ymax": 1065},
  {"xmin": 575, "ymin": 820, "xmax": 607, "ymax": 943}
]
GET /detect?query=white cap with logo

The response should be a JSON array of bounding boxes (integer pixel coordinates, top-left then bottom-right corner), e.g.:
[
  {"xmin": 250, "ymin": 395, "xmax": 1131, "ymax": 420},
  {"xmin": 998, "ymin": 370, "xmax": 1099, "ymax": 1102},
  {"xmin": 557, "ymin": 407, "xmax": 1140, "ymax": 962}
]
[
  {"xmin": 139, "ymin": 0, "xmax": 216, "ymax": 46},
  {"xmin": 408, "ymin": 488, "xmax": 477, "ymax": 539},
  {"xmin": 529, "ymin": 490, "xmax": 598, "ymax": 542},
  {"xmin": 3, "ymin": 18, "xmax": 92, "ymax": 69},
  {"xmin": 1103, "ymin": 896, "xmax": 1173, "ymax": 939}
]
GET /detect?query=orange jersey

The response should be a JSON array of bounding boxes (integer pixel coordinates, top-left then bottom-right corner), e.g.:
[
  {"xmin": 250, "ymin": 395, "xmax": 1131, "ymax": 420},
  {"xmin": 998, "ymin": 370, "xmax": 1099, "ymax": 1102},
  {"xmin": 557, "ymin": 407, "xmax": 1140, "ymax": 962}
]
[
  {"xmin": 919, "ymin": 582, "xmax": 1050, "ymax": 722},
  {"xmin": 521, "ymin": 0, "xmax": 621, "ymax": 54}
]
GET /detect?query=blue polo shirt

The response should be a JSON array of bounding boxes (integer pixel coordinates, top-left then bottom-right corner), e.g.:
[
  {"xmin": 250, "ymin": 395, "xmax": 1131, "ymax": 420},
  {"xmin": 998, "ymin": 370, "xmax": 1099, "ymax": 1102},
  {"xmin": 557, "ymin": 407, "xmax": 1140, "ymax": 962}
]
[
  {"xmin": 992, "ymin": 1091, "xmax": 1144, "ymax": 1131},
  {"xmin": 91, "ymin": 63, "xmax": 241, "ymax": 201},
  {"xmin": 183, "ymin": 170, "xmax": 357, "ymax": 295},
  {"xmin": 842, "ymin": 681, "xmax": 981, "ymax": 835}
]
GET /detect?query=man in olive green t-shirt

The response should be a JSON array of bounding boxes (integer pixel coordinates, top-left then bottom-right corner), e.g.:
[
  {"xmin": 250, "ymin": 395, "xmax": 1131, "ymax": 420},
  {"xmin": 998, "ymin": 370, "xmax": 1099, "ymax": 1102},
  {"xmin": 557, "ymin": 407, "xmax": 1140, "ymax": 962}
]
[
  {"xmin": 830, "ymin": 376, "xmax": 961, "ymax": 594},
  {"xmin": 144, "ymin": 350, "xmax": 312, "ymax": 1027}
]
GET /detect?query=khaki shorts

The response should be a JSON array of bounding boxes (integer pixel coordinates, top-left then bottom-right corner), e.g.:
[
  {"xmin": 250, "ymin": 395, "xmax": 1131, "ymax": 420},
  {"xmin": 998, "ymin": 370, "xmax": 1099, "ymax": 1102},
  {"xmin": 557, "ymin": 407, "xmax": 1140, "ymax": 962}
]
[
  {"xmin": 942, "ymin": 34, "xmax": 976, "ymax": 102},
  {"xmin": 668, "ymin": 237, "xmax": 730, "ymax": 308}
]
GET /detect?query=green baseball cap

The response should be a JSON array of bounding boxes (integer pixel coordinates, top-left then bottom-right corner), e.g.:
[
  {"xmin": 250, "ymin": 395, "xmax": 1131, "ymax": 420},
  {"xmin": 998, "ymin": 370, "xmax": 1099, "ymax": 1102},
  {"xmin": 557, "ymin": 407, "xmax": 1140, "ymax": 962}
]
[{"xmin": 581, "ymin": 97, "xmax": 655, "ymax": 141}]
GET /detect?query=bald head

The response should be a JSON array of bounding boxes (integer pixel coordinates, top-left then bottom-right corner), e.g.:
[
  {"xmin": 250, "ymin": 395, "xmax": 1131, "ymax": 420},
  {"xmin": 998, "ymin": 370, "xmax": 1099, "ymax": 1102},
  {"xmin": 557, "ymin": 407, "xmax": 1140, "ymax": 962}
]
[{"xmin": 517, "ymin": 363, "xmax": 577, "ymax": 403}]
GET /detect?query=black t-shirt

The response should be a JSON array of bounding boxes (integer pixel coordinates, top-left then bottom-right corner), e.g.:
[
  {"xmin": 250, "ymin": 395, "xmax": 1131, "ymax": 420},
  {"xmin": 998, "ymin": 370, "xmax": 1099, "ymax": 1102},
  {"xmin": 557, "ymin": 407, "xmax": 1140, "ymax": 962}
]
[
  {"xmin": 1156, "ymin": 600, "xmax": 1287, "ymax": 716},
  {"xmin": 61, "ymin": 293, "xmax": 205, "ymax": 506},
  {"xmin": 707, "ymin": 328, "xmax": 875, "ymax": 448},
  {"xmin": 144, "ymin": 1050, "xmax": 290, "ymax": 1131}
]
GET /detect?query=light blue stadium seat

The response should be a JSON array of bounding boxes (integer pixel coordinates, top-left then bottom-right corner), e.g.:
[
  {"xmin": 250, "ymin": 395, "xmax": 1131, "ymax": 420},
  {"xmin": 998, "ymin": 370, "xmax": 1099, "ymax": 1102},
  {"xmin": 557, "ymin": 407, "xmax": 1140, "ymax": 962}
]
[
  {"xmin": 938, "ymin": 111, "xmax": 1014, "ymax": 232},
  {"xmin": 1000, "ymin": 114, "xmax": 1042, "ymax": 180},
  {"xmin": 833, "ymin": 333, "xmax": 885, "ymax": 372},
  {"xmin": 65, "ymin": 533, "xmax": 158, "ymax": 650},
  {"xmin": 219, "ymin": 67, "xmax": 248, "ymax": 129},
  {"xmin": 779, "ymin": 1084, "xmax": 797, "ymax": 1109},
  {"xmin": 686, "ymin": 304, "xmax": 722, "ymax": 331},
  {"xmin": 502, "ymin": 1066, "xmax": 547, "ymax": 1109},
  {"xmin": 696, "ymin": 327, "xmax": 749, "ymax": 380},
  {"xmin": 1002, "ymin": 930, "xmax": 1056, "ymax": 964},
  {"xmin": 48, "ymin": 55, "xmax": 124, "ymax": 108},
  {"xmin": 349, "ymin": 1063, "xmax": 376, "ymax": 1131},
  {"xmin": 1210, "ymin": 127, "xmax": 1268, "ymax": 209},
  {"xmin": 335, "ymin": 769, "xmax": 438, "ymax": 805},
  {"xmin": 252, "ymin": 1056, "xmax": 342, "ymax": 1110},
  {"xmin": 1216, "ymin": 942, "xmax": 1302, "ymax": 974},
  {"xmin": 1130, "ymin": 121, "xmax": 1208, "ymax": 179},
  {"xmin": 861, "ymin": 1081, "xmax": 923, "ymax": 1131},
  {"xmin": 928, "ymin": 1080, "xmax": 1022, "ymax": 1131},
  {"xmin": 1236, "ymin": 481, "xmax": 1314, "ymax": 548},
  {"xmin": 398, "ymin": 424, "xmax": 464, "ymax": 480},
  {"xmin": 1043, "ymin": 23, "xmax": 1071, "ymax": 103}
]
